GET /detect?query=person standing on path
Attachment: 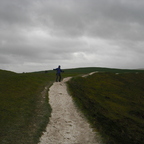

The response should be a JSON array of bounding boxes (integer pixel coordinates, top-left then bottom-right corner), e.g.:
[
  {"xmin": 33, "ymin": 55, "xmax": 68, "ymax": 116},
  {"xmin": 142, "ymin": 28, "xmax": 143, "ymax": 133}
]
[{"xmin": 53, "ymin": 65, "xmax": 64, "ymax": 82}]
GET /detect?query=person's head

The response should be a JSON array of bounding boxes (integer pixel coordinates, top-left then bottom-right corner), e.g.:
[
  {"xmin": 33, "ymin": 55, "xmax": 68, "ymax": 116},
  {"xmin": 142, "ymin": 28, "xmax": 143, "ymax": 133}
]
[{"xmin": 58, "ymin": 65, "xmax": 61, "ymax": 68}]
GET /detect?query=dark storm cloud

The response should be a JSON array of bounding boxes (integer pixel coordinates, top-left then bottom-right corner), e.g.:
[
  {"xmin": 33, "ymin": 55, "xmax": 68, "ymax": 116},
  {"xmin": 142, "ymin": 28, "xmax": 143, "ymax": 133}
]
[
  {"xmin": 33, "ymin": 0, "xmax": 144, "ymax": 40},
  {"xmin": 0, "ymin": 0, "xmax": 144, "ymax": 72}
]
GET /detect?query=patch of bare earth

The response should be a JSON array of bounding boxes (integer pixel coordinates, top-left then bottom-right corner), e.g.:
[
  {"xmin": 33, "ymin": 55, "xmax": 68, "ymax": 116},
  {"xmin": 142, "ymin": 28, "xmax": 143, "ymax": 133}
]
[{"xmin": 38, "ymin": 77, "xmax": 102, "ymax": 144}]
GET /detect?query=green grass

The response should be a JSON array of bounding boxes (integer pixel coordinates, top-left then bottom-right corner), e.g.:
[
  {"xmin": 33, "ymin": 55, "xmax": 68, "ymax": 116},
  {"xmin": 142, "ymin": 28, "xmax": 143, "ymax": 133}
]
[
  {"xmin": 0, "ymin": 67, "xmax": 144, "ymax": 144},
  {"xmin": 0, "ymin": 68, "xmax": 84, "ymax": 144},
  {"xmin": 0, "ymin": 70, "xmax": 55, "ymax": 144},
  {"xmin": 67, "ymin": 72, "xmax": 144, "ymax": 144},
  {"xmin": 64, "ymin": 67, "xmax": 144, "ymax": 74}
]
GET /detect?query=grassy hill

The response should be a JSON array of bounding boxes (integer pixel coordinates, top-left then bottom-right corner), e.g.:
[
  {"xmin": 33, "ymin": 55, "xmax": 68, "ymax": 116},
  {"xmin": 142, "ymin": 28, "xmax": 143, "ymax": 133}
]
[
  {"xmin": 0, "ymin": 70, "xmax": 54, "ymax": 144},
  {"xmin": 67, "ymin": 71, "xmax": 144, "ymax": 144},
  {"xmin": 0, "ymin": 68, "xmax": 86, "ymax": 144},
  {"xmin": 0, "ymin": 67, "xmax": 144, "ymax": 144}
]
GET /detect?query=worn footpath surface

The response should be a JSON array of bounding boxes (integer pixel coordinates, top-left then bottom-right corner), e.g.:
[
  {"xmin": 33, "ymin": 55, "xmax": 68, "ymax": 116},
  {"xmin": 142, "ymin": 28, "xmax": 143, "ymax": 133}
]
[{"xmin": 38, "ymin": 77, "xmax": 102, "ymax": 144}]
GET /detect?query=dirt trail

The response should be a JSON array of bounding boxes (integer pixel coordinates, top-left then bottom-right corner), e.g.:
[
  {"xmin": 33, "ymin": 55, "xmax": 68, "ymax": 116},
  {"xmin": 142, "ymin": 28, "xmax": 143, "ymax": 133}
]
[{"xmin": 38, "ymin": 77, "xmax": 102, "ymax": 144}]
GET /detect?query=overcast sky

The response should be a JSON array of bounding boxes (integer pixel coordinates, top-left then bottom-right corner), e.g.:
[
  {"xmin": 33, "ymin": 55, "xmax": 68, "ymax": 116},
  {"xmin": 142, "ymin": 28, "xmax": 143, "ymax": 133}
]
[{"xmin": 0, "ymin": 0, "xmax": 144, "ymax": 73}]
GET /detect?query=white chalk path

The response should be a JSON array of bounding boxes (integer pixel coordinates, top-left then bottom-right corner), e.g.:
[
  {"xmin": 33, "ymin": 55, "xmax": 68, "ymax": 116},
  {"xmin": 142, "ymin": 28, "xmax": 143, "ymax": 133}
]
[{"xmin": 38, "ymin": 77, "xmax": 102, "ymax": 144}]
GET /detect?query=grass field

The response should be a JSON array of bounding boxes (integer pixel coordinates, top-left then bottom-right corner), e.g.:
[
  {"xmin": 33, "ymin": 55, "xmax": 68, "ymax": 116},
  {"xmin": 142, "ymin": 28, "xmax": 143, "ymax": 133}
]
[
  {"xmin": 0, "ymin": 68, "xmax": 86, "ymax": 144},
  {"xmin": 0, "ymin": 70, "xmax": 55, "ymax": 144},
  {"xmin": 0, "ymin": 67, "xmax": 144, "ymax": 144},
  {"xmin": 67, "ymin": 71, "xmax": 144, "ymax": 144}
]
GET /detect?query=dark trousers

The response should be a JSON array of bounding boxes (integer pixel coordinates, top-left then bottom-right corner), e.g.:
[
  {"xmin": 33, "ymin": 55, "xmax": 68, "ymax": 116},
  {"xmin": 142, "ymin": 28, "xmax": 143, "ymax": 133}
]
[{"xmin": 56, "ymin": 73, "xmax": 61, "ymax": 82}]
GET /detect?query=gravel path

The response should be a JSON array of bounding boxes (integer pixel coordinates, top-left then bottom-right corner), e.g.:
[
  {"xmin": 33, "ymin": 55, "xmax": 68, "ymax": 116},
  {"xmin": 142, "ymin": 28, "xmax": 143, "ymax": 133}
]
[{"xmin": 38, "ymin": 77, "xmax": 102, "ymax": 144}]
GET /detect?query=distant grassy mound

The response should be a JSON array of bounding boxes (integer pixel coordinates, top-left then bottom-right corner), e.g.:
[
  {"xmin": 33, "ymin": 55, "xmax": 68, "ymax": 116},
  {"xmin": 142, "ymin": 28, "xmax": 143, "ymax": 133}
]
[
  {"xmin": 67, "ymin": 71, "xmax": 144, "ymax": 144},
  {"xmin": 64, "ymin": 67, "xmax": 144, "ymax": 74}
]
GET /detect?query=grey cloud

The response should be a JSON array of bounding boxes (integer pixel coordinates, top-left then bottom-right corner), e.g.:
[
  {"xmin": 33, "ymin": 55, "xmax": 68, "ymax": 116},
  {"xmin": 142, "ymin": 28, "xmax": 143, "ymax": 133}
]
[
  {"xmin": 0, "ymin": 0, "xmax": 33, "ymax": 27},
  {"xmin": 0, "ymin": 0, "xmax": 144, "ymax": 72},
  {"xmin": 0, "ymin": 54, "xmax": 12, "ymax": 64},
  {"xmin": 32, "ymin": 0, "xmax": 144, "ymax": 41},
  {"xmin": 32, "ymin": 2, "xmax": 85, "ymax": 37}
]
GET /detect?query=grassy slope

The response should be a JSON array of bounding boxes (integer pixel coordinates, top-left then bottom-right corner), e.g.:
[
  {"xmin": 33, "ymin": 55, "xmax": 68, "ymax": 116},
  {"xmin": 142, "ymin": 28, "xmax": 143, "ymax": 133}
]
[
  {"xmin": 0, "ymin": 67, "xmax": 144, "ymax": 144},
  {"xmin": 0, "ymin": 68, "xmax": 85, "ymax": 144},
  {"xmin": 67, "ymin": 71, "xmax": 144, "ymax": 144},
  {"xmin": 0, "ymin": 70, "xmax": 54, "ymax": 144}
]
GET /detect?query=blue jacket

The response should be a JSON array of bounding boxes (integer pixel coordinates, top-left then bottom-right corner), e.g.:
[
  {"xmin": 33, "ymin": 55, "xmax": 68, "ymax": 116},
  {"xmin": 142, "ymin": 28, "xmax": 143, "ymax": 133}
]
[{"xmin": 53, "ymin": 67, "xmax": 64, "ymax": 74}]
